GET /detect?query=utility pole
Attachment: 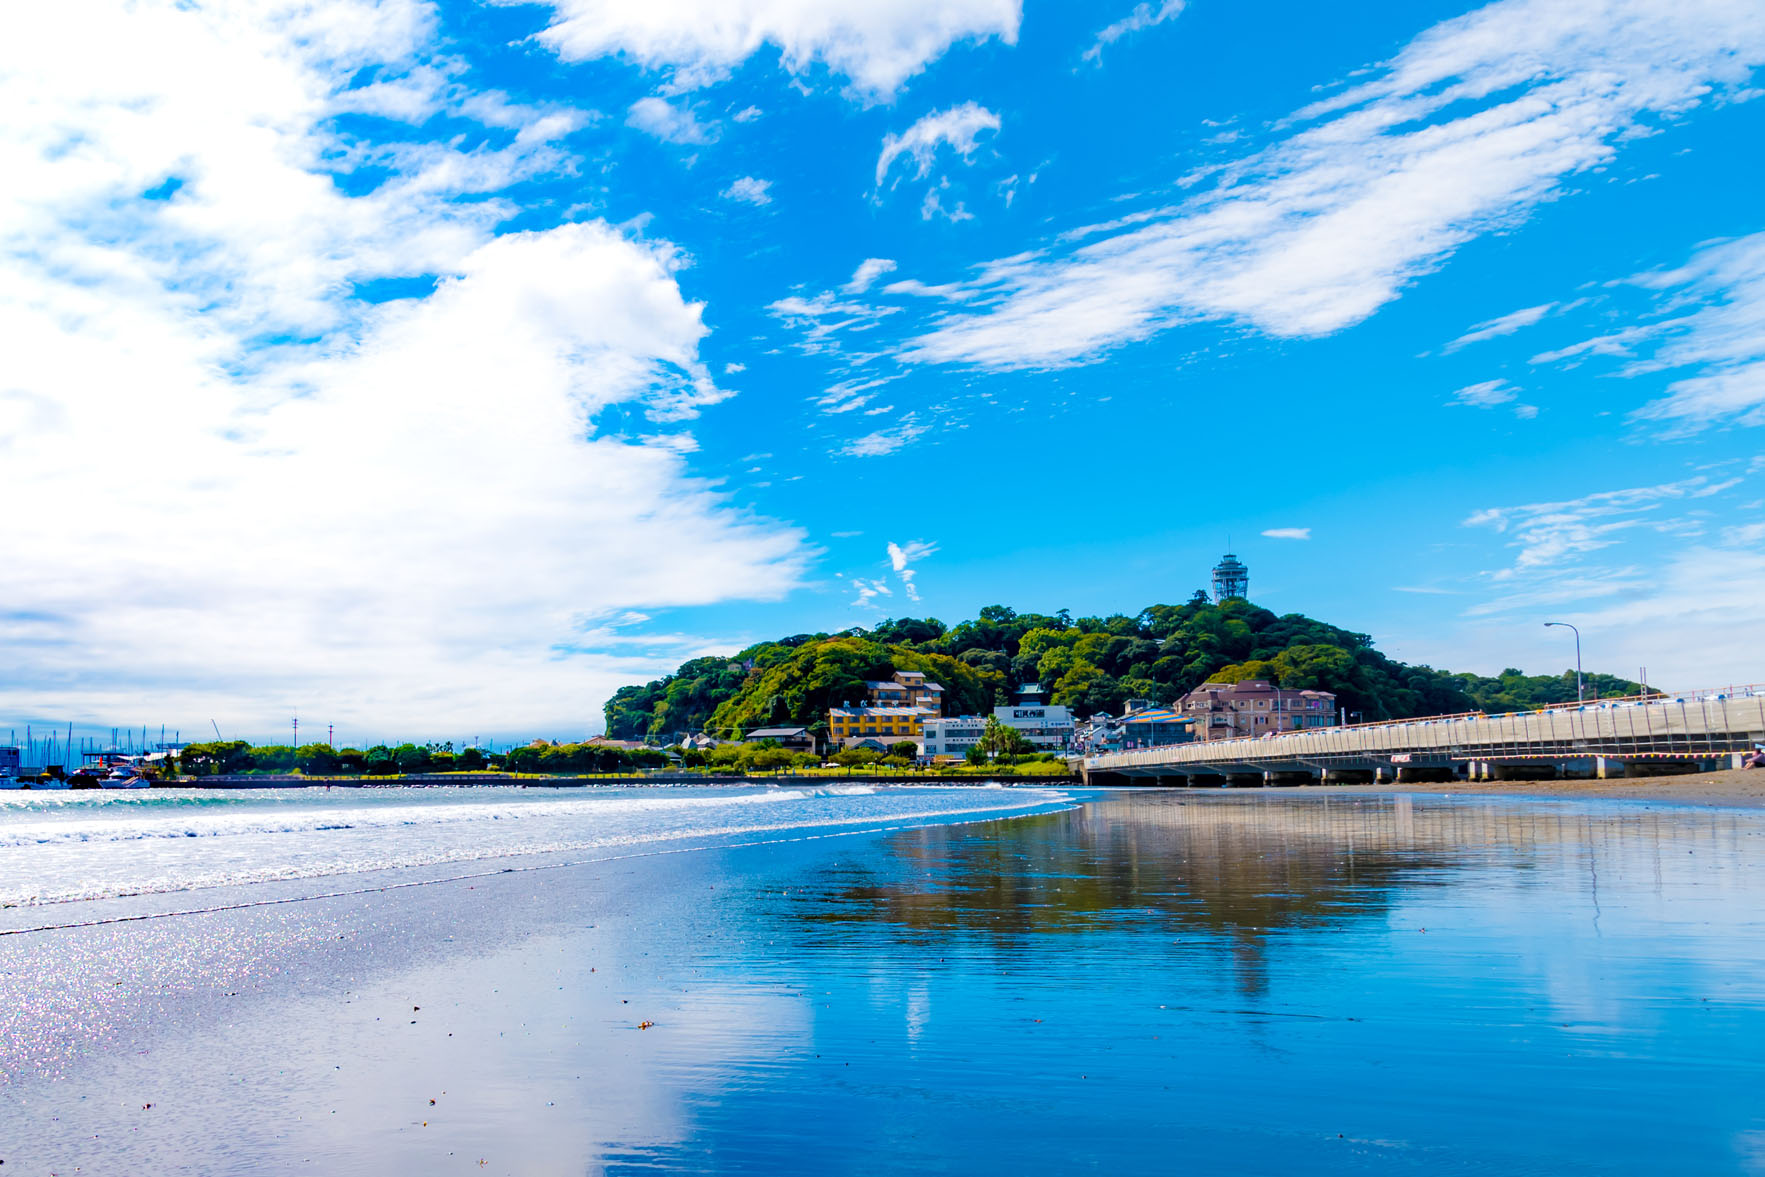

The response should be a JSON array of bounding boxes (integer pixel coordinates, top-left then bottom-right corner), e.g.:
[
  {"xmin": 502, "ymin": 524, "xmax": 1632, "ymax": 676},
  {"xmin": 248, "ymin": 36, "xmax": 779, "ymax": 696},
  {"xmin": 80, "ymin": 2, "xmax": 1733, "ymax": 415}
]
[{"xmin": 1544, "ymin": 622, "xmax": 1583, "ymax": 702}]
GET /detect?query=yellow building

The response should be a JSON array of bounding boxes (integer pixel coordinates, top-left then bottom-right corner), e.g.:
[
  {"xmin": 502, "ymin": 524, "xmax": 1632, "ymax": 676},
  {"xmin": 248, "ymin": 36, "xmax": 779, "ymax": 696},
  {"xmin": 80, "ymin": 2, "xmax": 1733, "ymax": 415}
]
[
  {"xmin": 827, "ymin": 671, "xmax": 947, "ymax": 747},
  {"xmin": 827, "ymin": 706, "xmax": 929, "ymax": 744}
]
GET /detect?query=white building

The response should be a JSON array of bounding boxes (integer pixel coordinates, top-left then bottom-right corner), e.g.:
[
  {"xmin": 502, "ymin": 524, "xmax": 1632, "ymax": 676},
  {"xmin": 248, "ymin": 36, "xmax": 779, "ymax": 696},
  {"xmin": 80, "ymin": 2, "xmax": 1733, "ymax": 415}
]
[
  {"xmin": 922, "ymin": 703, "xmax": 1076, "ymax": 759},
  {"xmin": 995, "ymin": 702, "xmax": 1075, "ymax": 751},
  {"xmin": 921, "ymin": 716, "xmax": 987, "ymax": 758}
]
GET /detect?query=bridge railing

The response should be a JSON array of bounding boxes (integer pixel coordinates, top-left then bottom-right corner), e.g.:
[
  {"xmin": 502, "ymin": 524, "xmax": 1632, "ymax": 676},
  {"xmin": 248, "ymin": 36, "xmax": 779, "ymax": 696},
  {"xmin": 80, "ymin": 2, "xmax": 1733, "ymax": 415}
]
[{"xmin": 1085, "ymin": 690, "xmax": 1765, "ymax": 772}]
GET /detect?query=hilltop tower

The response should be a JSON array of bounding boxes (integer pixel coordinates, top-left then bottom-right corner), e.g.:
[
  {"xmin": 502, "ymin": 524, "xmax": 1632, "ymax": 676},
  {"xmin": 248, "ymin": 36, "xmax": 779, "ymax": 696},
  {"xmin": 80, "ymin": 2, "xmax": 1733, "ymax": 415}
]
[{"xmin": 1211, "ymin": 552, "xmax": 1248, "ymax": 603}]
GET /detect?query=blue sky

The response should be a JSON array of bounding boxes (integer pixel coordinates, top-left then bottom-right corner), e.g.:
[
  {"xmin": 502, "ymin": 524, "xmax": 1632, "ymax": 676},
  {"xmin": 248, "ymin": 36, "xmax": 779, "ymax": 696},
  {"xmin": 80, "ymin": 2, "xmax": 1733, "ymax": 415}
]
[{"xmin": 3, "ymin": 0, "xmax": 1764, "ymax": 743}]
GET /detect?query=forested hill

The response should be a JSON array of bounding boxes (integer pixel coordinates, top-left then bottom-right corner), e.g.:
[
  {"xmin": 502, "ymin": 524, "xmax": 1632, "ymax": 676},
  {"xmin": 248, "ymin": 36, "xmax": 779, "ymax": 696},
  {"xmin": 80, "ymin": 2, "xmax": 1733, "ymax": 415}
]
[{"xmin": 602, "ymin": 596, "xmax": 1639, "ymax": 742}]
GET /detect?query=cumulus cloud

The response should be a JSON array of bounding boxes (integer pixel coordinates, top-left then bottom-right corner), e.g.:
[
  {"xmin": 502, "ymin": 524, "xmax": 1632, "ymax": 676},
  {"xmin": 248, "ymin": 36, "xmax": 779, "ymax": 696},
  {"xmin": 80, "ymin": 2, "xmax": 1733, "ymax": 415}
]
[
  {"xmin": 508, "ymin": 0, "xmax": 1022, "ymax": 98},
  {"xmin": 876, "ymin": 102, "xmax": 1001, "ymax": 186},
  {"xmin": 722, "ymin": 176, "xmax": 773, "ymax": 204},
  {"xmin": 1261, "ymin": 528, "xmax": 1311, "ymax": 540},
  {"xmin": 627, "ymin": 95, "xmax": 717, "ymax": 144},
  {"xmin": 0, "ymin": 1, "xmax": 808, "ymax": 735},
  {"xmin": 1083, "ymin": 0, "xmax": 1185, "ymax": 65},
  {"xmin": 897, "ymin": 0, "xmax": 1765, "ymax": 370}
]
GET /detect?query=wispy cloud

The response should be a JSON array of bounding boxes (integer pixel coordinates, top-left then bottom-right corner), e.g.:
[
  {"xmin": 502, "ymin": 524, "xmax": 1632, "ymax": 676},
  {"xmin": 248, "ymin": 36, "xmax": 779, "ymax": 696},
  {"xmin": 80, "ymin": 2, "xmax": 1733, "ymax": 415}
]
[
  {"xmin": 887, "ymin": 539, "xmax": 938, "ymax": 601},
  {"xmin": 768, "ymin": 291, "xmax": 899, "ymax": 353},
  {"xmin": 1464, "ymin": 476, "xmax": 1741, "ymax": 577},
  {"xmin": 721, "ymin": 175, "xmax": 773, "ymax": 205},
  {"xmin": 845, "ymin": 258, "xmax": 898, "ymax": 294},
  {"xmin": 893, "ymin": 0, "xmax": 1765, "ymax": 370},
  {"xmin": 841, "ymin": 417, "xmax": 929, "ymax": 457},
  {"xmin": 1451, "ymin": 379, "xmax": 1519, "ymax": 407},
  {"xmin": 1082, "ymin": 0, "xmax": 1185, "ymax": 65},
  {"xmin": 627, "ymin": 95, "xmax": 716, "ymax": 144},
  {"xmin": 876, "ymin": 102, "xmax": 1001, "ymax": 187},
  {"xmin": 1533, "ymin": 232, "xmax": 1765, "ymax": 435},
  {"xmin": 1261, "ymin": 527, "xmax": 1310, "ymax": 540},
  {"xmin": 1444, "ymin": 303, "xmax": 1555, "ymax": 353}
]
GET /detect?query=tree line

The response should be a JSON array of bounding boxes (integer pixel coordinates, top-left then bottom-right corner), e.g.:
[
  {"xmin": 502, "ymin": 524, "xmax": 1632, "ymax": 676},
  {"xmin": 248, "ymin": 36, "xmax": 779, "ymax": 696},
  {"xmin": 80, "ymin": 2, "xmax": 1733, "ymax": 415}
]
[{"xmin": 604, "ymin": 596, "xmax": 1642, "ymax": 742}]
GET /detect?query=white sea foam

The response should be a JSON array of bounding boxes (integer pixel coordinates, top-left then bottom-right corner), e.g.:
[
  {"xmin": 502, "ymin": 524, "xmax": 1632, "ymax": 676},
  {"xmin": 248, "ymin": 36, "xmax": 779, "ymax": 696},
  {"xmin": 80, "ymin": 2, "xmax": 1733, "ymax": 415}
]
[{"xmin": 0, "ymin": 785, "xmax": 1072, "ymax": 907}]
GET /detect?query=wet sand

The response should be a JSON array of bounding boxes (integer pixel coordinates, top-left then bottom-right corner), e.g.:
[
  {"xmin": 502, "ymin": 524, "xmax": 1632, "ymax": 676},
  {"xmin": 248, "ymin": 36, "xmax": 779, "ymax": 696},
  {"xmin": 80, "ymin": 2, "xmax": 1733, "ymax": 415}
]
[
  {"xmin": 6, "ymin": 791, "xmax": 1765, "ymax": 1174},
  {"xmin": 1272, "ymin": 766, "xmax": 1765, "ymax": 808}
]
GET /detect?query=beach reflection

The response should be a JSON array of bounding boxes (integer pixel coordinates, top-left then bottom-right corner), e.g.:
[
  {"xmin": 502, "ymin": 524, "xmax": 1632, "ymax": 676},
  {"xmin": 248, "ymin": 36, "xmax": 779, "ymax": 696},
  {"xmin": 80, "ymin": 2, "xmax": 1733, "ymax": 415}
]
[{"xmin": 798, "ymin": 791, "xmax": 1765, "ymax": 997}]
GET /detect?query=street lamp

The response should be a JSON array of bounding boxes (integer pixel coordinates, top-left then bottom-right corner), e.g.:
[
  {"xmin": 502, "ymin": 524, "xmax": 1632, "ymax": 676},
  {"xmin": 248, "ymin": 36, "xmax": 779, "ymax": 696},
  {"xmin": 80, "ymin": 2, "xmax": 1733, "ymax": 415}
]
[{"xmin": 1544, "ymin": 622, "xmax": 1583, "ymax": 702}]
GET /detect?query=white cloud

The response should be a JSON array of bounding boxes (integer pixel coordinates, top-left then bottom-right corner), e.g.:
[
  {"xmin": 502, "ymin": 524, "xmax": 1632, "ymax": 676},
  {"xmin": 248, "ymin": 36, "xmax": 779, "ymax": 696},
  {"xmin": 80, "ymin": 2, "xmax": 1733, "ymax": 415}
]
[
  {"xmin": 1444, "ymin": 302, "xmax": 1555, "ymax": 352},
  {"xmin": 900, "ymin": 0, "xmax": 1765, "ymax": 370},
  {"xmin": 1463, "ymin": 476, "xmax": 1738, "ymax": 575},
  {"xmin": 841, "ymin": 417, "xmax": 929, "ymax": 457},
  {"xmin": 876, "ymin": 102, "xmax": 1001, "ymax": 186},
  {"xmin": 845, "ymin": 257, "xmax": 899, "ymax": 293},
  {"xmin": 1450, "ymin": 378, "xmax": 1520, "ymax": 408},
  {"xmin": 0, "ymin": 1, "xmax": 809, "ymax": 735},
  {"xmin": 1260, "ymin": 527, "xmax": 1311, "ymax": 540},
  {"xmin": 850, "ymin": 577, "xmax": 893, "ymax": 608},
  {"xmin": 627, "ymin": 95, "xmax": 716, "ymax": 144},
  {"xmin": 768, "ymin": 291, "xmax": 900, "ymax": 354},
  {"xmin": 886, "ymin": 539, "xmax": 937, "ymax": 601},
  {"xmin": 508, "ymin": 0, "xmax": 1022, "ymax": 98},
  {"xmin": 733, "ymin": 105, "xmax": 763, "ymax": 122},
  {"xmin": 1549, "ymin": 231, "xmax": 1765, "ymax": 434},
  {"xmin": 722, "ymin": 175, "xmax": 773, "ymax": 204},
  {"xmin": 1082, "ymin": 0, "xmax": 1185, "ymax": 65}
]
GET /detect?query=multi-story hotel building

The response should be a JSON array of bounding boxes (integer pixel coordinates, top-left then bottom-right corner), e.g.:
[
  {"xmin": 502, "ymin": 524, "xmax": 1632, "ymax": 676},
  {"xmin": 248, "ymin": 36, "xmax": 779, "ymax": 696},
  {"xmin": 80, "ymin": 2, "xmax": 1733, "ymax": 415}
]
[{"xmin": 827, "ymin": 670, "xmax": 946, "ymax": 747}]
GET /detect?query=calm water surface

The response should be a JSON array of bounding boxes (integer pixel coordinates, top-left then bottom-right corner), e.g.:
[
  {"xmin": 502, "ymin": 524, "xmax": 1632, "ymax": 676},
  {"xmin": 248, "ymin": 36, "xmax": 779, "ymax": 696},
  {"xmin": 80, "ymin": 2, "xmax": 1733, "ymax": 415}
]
[{"xmin": 3, "ymin": 788, "xmax": 1763, "ymax": 1175}]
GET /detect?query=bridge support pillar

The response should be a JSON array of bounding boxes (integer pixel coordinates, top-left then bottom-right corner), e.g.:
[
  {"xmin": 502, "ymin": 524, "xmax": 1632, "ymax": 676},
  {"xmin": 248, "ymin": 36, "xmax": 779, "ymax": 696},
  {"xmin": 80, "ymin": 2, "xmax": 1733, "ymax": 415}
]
[
  {"xmin": 1596, "ymin": 756, "xmax": 1625, "ymax": 780},
  {"xmin": 1490, "ymin": 764, "xmax": 1558, "ymax": 781}
]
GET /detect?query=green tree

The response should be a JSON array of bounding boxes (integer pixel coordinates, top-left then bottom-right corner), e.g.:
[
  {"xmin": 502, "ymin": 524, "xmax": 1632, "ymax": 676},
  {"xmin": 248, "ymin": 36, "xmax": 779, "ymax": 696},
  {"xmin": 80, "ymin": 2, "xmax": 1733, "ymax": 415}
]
[
  {"xmin": 393, "ymin": 743, "xmax": 430, "ymax": 773},
  {"xmin": 977, "ymin": 717, "xmax": 1035, "ymax": 761},
  {"xmin": 295, "ymin": 743, "xmax": 339, "ymax": 775}
]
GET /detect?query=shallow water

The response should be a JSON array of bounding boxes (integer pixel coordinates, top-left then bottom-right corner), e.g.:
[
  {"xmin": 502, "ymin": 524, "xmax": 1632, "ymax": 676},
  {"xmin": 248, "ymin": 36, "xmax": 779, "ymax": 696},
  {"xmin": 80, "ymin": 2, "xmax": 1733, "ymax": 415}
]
[{"xmin": 3, "ymin": 789, "xmax": 1764, "ymax": 1174}]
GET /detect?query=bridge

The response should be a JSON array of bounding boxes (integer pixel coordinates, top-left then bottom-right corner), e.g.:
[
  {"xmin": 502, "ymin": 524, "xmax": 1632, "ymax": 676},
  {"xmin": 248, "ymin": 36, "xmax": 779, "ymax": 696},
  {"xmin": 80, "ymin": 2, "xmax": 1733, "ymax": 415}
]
[{"xmin": 1081, "ymin": 686, "xmax": 1765, "ymax": 786}]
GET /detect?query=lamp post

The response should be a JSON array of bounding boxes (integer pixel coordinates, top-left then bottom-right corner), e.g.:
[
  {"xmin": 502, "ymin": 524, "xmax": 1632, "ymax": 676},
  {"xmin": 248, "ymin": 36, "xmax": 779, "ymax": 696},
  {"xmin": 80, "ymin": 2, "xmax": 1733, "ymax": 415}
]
[{"xmin": 1544, "ymin": 622, "xmax": 1583, "ymax": 702}]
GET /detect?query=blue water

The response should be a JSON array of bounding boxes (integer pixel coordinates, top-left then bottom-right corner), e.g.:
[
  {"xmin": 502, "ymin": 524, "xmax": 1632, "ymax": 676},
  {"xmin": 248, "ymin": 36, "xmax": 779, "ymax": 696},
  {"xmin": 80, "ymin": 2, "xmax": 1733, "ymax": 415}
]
[{"xmin": 3, "ymin": 788, "xmax": 1764, "ymax": 1174}]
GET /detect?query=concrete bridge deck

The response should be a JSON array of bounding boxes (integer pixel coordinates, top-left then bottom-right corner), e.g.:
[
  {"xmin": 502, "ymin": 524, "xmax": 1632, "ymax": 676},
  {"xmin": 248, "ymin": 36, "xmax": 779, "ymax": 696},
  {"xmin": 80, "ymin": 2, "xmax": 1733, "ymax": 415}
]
[{"xmin": 1082, "ymin": 688, "xmax": 1765, "ymax": 785}]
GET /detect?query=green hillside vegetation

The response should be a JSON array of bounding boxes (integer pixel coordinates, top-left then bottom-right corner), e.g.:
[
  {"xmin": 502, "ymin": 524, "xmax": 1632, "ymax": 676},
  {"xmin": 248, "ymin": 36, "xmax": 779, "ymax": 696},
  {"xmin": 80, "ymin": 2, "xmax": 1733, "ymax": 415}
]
[{"xmin": 605, "ymin": 595, "xmax": 1641, "ymax": 741}]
